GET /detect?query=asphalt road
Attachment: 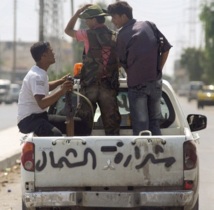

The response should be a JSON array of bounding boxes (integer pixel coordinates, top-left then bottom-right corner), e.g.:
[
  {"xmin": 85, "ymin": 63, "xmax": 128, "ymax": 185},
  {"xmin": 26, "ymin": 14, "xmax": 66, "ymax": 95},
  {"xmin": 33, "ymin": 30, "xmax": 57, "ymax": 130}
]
[{"xmin": 0, "ymin": 103, "xmax": 18, "ymax": 130}]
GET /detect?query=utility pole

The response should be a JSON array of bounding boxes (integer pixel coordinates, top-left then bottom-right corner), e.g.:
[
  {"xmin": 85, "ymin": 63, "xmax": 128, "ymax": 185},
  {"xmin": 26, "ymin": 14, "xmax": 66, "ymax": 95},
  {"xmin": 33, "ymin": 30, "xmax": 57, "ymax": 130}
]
[
  {"xmin": 12, "ymin": 0, "xmax": 17, "ymax": 83},
  {"xmin": 40, "ymin": 0, "xmax": 63, "ymax": 76},
  {"xmin": 71, "ymin": 0, "xmax": 74, "ymax": 16},
  {"xmin": 39, "ymin": 0, "xmax": 44, "ymax": 41},
  {"xmin": 188, "ymin": 0, "xmax": 197, "ymax": 47}
]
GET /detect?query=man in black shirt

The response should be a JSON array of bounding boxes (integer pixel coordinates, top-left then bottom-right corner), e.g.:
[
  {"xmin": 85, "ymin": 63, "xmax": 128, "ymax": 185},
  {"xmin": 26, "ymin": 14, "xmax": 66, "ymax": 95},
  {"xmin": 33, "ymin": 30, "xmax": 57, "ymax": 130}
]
[{"xmin": 107, "ymin": 1, "xmax": 172, "ymax": 135}]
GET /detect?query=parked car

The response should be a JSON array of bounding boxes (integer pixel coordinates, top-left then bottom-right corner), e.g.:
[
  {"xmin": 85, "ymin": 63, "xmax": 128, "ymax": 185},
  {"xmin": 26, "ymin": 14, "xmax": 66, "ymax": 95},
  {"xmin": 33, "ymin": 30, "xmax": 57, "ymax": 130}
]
[
  {"xmin": 4, "ymin": 83, "xmax": 20, "ymax": 104},
  {"xmin": 197, "ymin": 85, "xmax": 214, "ymax": 109},
  {"xmin": 177, "ymin": 84, "xmax": 189, "ymax": 97},
  {"xmin": 0, "ymin": 79, "xmax": 11, "ymax": 104},
  {"xmin": 188, "ymin": 81, "xmax": 204, "ymax": 102}
]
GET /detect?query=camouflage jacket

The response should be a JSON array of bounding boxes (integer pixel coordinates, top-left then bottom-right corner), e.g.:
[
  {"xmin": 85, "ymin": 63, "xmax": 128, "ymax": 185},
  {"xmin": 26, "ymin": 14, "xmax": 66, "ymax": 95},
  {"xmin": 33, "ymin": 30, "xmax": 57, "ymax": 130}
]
[{"xmin": 80, "ymin": 26, "xmax": 119, "ymax": 89}]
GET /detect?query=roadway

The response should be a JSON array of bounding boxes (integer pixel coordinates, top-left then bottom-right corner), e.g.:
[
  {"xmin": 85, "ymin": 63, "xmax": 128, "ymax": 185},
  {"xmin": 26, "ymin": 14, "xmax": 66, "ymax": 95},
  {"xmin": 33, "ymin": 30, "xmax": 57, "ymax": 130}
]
[{"xmin": 0, "ymin": 103, "xmax": 18, "ymax": 130}]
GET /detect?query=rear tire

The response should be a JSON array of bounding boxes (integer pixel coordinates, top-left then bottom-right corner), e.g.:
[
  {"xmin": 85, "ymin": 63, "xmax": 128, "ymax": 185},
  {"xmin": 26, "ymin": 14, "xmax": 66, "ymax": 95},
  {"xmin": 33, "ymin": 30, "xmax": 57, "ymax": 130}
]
[{"xmin": 197, "ymin": 101, "xmax": 204, "ymax": 109}]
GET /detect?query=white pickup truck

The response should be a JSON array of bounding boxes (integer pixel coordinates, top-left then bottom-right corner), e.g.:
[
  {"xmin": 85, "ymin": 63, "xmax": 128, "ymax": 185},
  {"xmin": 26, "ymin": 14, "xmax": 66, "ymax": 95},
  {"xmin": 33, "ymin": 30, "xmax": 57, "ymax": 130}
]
[{"xmin": 21, "ymin": 78, "xmax": 207, "ymax": 210}]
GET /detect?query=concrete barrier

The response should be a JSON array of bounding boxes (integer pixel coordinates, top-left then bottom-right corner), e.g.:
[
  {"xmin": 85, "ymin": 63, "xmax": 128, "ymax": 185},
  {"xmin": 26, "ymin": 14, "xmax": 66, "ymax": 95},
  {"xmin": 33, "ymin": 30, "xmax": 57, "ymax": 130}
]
[{"xmin": 0, "ymin": 126, "xmax": 23, "ymax": 171}]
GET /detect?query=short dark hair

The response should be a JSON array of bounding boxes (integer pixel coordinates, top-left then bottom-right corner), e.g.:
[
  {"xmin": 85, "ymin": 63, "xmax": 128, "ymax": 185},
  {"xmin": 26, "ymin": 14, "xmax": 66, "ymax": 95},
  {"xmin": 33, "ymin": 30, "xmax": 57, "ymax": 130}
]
[
  {"xmin": 95, "ymin": 16, "xmax": 105, "ymax": 24},
  {"xmin": 107, "ymin": 1, "xmax": 133, "ymax": 19},
  {"xmin": 30, "ymin": 41, "xmax": 50, "ymax": 62}
]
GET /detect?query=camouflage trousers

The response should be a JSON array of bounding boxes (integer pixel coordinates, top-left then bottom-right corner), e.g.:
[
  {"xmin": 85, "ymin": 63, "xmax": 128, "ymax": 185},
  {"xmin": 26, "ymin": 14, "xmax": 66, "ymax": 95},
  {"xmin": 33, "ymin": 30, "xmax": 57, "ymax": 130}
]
[{"xmin": 75, "ymin": 83, "xmax": 121, "ymax": 135}]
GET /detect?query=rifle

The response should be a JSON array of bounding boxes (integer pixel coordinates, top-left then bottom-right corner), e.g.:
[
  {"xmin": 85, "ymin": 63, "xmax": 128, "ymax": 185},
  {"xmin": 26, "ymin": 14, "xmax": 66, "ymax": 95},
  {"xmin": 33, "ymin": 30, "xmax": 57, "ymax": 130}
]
[
  {"xmin": 145, "ymin": 21, "xmax": 164, "ymax": 79},
  {"xmin": 65, "ymin": 75, "xmax": 74, "ymax": 136}
]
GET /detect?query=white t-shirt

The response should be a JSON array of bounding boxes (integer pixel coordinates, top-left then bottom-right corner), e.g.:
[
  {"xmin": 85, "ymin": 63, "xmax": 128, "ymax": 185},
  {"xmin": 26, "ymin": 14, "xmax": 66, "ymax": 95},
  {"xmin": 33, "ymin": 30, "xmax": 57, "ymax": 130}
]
[{"xmin": 17, "ymin": 65, "xmax": 49, "ymax": 123}]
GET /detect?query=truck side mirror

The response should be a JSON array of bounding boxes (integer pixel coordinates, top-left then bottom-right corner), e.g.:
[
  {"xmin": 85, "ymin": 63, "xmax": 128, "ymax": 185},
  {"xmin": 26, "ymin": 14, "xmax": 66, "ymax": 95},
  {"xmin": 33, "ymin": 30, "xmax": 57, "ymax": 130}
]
[{"xmin": 187, "ymin": 114, "xmax": 207, "ymax": 132}]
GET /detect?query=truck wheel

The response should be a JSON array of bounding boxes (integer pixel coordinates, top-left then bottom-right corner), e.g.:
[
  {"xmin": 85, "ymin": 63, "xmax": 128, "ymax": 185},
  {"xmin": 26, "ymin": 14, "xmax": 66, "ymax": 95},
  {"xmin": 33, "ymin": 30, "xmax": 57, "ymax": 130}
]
[
  {"xmin": 197, "ymin": 101, "xmax": 204, "ymax": 109},
  {"xmin": 197, "ymin": 101, "xmax": 201, "ymax": 109}
]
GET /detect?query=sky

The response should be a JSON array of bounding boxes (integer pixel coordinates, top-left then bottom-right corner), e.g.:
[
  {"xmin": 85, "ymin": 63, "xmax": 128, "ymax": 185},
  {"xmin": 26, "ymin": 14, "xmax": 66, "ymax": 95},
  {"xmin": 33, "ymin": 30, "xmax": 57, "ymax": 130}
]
[{"xmin": 0, "ymin": 0, "xmax": 204, "ymax": 76}]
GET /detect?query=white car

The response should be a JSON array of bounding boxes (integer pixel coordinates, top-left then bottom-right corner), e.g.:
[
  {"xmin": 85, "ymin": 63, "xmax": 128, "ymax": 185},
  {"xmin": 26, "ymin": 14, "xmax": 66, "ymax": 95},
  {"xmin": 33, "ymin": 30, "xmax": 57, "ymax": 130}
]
[
  {"xmin": 4, "ymin": 83, "xmax": 20, "ymax": 104},
  {"xmin": 0, "ymin": 79, "xmax": 11, "ymax": 104}
]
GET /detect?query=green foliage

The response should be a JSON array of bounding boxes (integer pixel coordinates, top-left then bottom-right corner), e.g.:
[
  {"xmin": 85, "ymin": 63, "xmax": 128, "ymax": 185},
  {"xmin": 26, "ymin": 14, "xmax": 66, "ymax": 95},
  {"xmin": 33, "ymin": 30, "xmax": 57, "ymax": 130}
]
[
  {"xmin": 48, "ymin": 65, "xmax": 71, "ymax": 81},
  {"xmin": 71, "ymin": 40, "xmax": 84, "ymax": 64},
  {"xmin": 180, "ymin": 48, "xmax": 204, "ymax": 81},
  {"xmin": 179, "ymin": 2, "xmax": 214, "ymax": 83},
  {"xmin": 200, "ymin": 3, "xmax": 214, "ymax": 47},
  {"xmin": 199, "ymin": 2, "xmax": 214, "ymax": 83}
]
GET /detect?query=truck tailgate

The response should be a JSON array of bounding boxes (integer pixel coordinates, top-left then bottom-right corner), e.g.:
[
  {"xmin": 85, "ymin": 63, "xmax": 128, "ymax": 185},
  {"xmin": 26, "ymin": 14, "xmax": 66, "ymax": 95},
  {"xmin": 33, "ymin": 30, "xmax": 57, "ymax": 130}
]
[{"xmin": 33, "ymin": 136, "xmax": 185, "ymax": 187}]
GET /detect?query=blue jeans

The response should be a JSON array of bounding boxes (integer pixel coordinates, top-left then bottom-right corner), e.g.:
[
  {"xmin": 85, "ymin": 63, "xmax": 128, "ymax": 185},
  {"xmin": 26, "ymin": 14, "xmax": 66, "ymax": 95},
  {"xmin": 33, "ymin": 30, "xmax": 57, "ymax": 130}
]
[{"xmin": 128, "ymin": 80, "xmax": 162, "ymax": 135}]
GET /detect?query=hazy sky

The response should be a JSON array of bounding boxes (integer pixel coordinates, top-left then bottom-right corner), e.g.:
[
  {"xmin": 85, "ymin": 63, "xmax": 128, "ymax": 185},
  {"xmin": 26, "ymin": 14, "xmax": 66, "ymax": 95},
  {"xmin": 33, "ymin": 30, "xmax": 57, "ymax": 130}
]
[{"xmin": 0, "ymin": 0, "xmax": 203, "ymax": 76}]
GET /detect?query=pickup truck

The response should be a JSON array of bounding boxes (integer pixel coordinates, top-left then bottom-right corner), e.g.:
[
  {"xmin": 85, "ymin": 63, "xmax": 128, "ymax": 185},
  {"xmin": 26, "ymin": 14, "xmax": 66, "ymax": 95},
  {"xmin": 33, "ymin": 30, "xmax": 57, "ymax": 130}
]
[{"xmin": 21, "ymin": 78, "xmax": 207, "ymax": 210}]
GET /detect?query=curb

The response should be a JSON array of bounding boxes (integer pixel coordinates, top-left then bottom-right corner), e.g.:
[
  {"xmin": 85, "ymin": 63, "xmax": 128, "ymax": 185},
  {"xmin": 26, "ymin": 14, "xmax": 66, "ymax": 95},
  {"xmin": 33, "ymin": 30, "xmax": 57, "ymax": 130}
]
[
  {"xmin": 0, "ymin": 126, "xmax": 23, "ymax": 172},
  {"xmin": 0, "ymin": 151, "xmax": 21, "ymax": 172}
]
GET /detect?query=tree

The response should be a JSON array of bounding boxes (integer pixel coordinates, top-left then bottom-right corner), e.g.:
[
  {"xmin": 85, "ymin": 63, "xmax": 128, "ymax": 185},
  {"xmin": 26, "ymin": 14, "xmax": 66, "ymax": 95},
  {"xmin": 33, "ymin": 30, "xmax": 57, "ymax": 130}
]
[
  {"xmin": 180, "ymin": 47, "xmax": 204, "ymax": 81},
  {"xmin": 200, "ymin": 2, "xmax": 214, "ymax": 83}
]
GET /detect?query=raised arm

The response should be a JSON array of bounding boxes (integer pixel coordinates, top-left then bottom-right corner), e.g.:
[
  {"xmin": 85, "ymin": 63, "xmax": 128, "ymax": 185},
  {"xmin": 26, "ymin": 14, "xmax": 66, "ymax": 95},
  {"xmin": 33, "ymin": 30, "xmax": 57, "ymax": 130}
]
[{"xmin": 64, "ymin": 4, "xmax": 92, "ymax": 38}]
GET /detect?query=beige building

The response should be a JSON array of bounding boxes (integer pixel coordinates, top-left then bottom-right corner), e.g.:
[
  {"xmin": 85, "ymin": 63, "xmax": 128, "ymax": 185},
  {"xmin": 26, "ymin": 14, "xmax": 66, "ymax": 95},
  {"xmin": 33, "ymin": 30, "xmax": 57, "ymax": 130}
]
[{"xmin": 0, "ymin": 40, "xmax": 73, "ymax": 82}]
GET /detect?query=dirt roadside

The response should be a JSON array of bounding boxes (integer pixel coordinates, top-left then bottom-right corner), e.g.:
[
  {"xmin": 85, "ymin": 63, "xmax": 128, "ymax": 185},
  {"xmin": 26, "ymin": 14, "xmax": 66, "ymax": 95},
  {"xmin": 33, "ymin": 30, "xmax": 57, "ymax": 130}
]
[{"xmin": 0, "ymin": 160, "xmax": 21, "ymax": 210}]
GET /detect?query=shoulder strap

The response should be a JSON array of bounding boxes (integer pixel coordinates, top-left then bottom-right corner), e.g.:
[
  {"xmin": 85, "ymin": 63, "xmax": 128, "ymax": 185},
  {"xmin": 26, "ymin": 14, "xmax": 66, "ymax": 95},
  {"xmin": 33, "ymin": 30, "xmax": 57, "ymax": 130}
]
[{"xmin": 145, "ymin": 21, "xmax": 164, "ymax": 77}]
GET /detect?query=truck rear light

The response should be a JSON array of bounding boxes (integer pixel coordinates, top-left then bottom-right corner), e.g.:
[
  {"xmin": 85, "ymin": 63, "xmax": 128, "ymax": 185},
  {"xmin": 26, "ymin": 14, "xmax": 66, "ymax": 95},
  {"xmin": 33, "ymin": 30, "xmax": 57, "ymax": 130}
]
[
  {"xmin": 21, "ymin": 142, "xmax": 35, "ymax": 171},
  {"xmin": 184, "ymin": 180, "xmax": 194, "ymax": 190},
  {"xmin": 183, "ymin": 141, "xmax": 197, "ymax": 170}
]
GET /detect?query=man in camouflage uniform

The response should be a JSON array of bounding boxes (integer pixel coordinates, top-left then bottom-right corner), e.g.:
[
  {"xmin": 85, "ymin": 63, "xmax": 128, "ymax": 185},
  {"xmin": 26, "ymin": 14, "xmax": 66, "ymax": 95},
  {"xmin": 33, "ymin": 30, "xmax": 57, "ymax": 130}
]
[{"xmin": 65, "ymin": 4, "xmax": 121, "ymax": 135}]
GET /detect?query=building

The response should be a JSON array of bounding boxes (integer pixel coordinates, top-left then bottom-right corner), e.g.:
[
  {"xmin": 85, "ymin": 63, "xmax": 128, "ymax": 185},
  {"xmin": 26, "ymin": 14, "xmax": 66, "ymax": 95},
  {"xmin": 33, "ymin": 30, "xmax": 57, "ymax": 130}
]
[{"xmin": 0, "ymin": 40, "xmax": 73, "ymax": 83}]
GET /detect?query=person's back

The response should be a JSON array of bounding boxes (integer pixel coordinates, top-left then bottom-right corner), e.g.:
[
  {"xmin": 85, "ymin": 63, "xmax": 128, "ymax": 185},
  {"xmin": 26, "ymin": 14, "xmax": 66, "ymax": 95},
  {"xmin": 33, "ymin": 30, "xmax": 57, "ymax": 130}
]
[
  {"xmin": 117, "ymin": 20, "xmax": 160, "ymax": 87},
  {"xmin": 107, "ymin": 1, "xmax": 172, "ymax": 135},
  {"xmin": 64, "ymin": 4, "xmax": 121, "ymax": 135},
  {"xmin": 80, "ymin": 26, "xmax": 118, "ymax": 87}
]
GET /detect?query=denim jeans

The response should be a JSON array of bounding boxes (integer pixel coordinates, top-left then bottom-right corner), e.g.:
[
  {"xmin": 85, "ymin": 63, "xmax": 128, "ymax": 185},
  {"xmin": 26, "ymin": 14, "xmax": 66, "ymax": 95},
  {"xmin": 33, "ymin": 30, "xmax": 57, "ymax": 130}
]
[{"xmin": 128, "ymin": 80, "xmax": 162, "ymax": 135}]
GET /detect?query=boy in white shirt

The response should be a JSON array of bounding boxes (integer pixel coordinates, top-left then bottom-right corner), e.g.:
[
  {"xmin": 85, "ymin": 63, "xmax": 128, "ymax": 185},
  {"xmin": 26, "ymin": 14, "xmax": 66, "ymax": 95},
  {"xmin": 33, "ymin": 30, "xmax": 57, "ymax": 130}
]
[{"xmin": 17, "ymin": 41, "xmax": 73, "ymax": 136}]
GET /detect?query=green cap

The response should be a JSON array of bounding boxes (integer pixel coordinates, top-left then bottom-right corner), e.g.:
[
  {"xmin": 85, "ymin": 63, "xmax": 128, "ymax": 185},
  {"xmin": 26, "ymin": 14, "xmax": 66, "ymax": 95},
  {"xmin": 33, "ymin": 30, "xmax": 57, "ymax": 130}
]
[{"xmin": 79, "ymin": 5, "xmax": 109, "ymax": 19}]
